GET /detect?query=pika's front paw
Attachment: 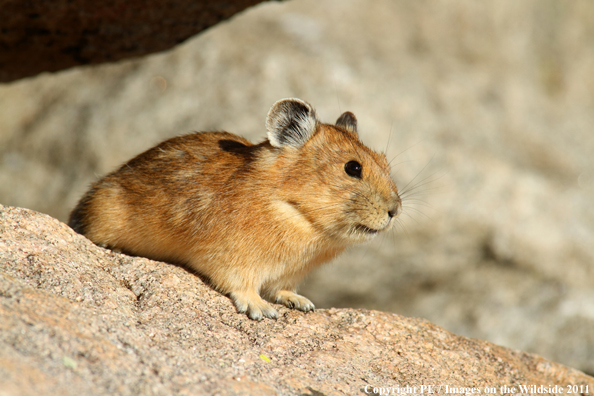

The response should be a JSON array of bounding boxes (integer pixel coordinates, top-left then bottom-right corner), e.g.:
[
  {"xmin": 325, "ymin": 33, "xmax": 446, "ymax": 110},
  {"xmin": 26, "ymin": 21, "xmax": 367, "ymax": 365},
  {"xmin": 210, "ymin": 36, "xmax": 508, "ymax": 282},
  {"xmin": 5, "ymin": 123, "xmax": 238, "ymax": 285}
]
[
  {"xmin": 248, "ymin": 304, "xmax": 279, "ymax": 321},
  {"xmin": 274, "ymin": 290, "xmax": 315, "ymax": 312},
  {"xmin": 230, "ymin": 291, "xmax": 279, "ymax": 321}
]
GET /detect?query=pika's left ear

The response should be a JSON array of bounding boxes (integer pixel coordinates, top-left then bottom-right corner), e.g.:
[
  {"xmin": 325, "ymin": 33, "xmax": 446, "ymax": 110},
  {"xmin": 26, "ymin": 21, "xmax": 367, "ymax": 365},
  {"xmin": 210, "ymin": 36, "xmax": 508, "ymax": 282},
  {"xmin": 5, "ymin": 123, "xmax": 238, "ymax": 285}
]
[
  {"xmin": 336, "ymin": 111, "xmax": 358, "ymax": 135},
  {"xmin": 266, "ymin": 98, "xmax": 319, "ymax": 149}
]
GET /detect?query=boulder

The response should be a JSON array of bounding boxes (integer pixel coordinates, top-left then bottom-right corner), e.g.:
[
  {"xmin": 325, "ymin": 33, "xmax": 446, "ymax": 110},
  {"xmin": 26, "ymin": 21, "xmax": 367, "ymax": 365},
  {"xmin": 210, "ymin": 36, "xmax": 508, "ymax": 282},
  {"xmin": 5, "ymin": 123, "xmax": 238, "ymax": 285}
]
[
  {"xmin": 0, "ymin": 0, "xmax": 269, "ymax": 82},
  {"xmin": 1, "ymin": 204, "xmax": 593, "ymax": 395}
]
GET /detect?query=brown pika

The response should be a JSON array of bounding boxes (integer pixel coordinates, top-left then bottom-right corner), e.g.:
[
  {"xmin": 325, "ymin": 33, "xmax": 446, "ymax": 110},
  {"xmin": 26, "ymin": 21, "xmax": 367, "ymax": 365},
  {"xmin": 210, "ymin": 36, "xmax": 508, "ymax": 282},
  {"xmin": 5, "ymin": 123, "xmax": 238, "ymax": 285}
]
[{"xmin": 69, "ymin": 98, "xmax": 402, "ymax": 320}]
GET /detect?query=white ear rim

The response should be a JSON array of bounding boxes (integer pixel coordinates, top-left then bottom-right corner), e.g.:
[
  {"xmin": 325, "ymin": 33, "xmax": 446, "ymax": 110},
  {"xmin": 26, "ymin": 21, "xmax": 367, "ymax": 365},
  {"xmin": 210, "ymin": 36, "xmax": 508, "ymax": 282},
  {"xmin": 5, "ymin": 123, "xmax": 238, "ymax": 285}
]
[{"xmin": 266, "ymin": 98, "xmax": 318, "ymax": 149}]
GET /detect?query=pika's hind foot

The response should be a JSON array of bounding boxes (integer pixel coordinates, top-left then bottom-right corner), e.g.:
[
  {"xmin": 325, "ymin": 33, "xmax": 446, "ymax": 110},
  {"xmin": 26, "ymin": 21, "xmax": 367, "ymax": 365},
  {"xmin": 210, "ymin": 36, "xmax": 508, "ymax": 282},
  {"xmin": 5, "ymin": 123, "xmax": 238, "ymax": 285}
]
[
  {"xmin": 274, "ymin": 290, "xmax": 315, "ymax": 312},
  {"xmin": 230, "ymin": 290, "xmax": 278, "ymax": 321}
]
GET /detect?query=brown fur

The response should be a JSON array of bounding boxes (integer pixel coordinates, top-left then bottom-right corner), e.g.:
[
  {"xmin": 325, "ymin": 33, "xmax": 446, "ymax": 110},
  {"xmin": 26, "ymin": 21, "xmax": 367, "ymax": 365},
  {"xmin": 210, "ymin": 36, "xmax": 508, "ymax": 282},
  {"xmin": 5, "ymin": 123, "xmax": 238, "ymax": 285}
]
[{"xmin": 69, "ymin": 98, "xmax": 402, "ymax": 320}]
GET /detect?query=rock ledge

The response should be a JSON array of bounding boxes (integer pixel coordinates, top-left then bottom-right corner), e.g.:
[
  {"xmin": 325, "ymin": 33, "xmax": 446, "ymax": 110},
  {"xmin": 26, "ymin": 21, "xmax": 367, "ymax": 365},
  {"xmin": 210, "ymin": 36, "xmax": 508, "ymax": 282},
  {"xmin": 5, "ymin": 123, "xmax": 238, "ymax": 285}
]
[{"xmin": 0, "ymin": 204, "xmax": 592, "ymax": 395}]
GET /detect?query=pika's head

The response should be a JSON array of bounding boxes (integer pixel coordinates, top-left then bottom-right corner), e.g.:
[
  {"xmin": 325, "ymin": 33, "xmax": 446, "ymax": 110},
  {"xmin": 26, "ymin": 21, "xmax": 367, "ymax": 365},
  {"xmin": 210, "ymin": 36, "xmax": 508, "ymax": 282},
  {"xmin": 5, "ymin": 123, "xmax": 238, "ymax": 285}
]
[{"xmin": 266, "ymin": 98, "xmax": 402, "ymax": 244}]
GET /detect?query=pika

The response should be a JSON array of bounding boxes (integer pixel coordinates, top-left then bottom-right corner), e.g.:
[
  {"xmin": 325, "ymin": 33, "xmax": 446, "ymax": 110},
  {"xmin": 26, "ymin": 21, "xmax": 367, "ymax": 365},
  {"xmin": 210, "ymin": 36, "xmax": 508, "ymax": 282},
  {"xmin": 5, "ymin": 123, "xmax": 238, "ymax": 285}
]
[{"xmin": 69, "ymin": 98, "xmax": 402, "ymax": 320}]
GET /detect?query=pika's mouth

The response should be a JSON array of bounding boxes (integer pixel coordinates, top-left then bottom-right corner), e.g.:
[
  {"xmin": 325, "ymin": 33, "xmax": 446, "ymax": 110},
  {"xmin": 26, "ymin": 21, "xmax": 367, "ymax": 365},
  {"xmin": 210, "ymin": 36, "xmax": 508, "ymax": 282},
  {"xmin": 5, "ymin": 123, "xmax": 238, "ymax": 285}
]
[{"xmin": 354, "ymin": 224, "xmax": 380, "ymax": 235}]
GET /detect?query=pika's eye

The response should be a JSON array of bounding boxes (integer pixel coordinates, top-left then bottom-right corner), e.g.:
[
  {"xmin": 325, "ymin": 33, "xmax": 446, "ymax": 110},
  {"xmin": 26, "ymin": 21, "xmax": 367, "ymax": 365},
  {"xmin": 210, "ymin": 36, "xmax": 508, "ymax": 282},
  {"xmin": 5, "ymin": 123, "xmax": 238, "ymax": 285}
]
[{"xmin": 344, "ymin": 160, "xmax": 362, "ymax": 179}]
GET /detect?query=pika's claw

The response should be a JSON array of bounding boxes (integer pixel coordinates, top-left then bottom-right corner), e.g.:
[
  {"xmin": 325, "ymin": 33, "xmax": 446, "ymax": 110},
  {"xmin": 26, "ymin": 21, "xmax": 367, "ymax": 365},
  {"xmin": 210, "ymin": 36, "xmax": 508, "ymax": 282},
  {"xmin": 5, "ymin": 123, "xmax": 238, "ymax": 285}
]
[
  {"xmin": 230, "ymin": 290, "xmax": 278, "ymax": 320},
  {"xmin": 248, "ymin": 304, "xmax": 278, "ymax": 321},
  {"xmin": 275, "ymin": 290, "xmax": 315, "ymax": 312}
]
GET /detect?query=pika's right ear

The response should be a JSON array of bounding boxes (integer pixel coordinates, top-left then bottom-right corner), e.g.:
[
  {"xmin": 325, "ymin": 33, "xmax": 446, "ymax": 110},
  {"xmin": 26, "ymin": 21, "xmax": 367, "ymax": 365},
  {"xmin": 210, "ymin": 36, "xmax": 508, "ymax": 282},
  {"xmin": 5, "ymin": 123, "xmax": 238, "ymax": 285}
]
[
  {"xmin": 266, "ymin": 98, "xmax": 318, "ymax": 149},
  {"xmin": 336, "ymin": 111, "xmax": 358, "ymax": 135}
]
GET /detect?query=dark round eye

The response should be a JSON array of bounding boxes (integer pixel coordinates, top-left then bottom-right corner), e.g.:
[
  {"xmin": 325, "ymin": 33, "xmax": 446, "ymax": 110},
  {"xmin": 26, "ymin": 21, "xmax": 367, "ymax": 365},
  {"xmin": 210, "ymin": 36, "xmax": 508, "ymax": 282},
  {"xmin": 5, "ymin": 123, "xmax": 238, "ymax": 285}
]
[{"xmin": 344, "ymin": 160, "xmax": 362, "ymax": 178}]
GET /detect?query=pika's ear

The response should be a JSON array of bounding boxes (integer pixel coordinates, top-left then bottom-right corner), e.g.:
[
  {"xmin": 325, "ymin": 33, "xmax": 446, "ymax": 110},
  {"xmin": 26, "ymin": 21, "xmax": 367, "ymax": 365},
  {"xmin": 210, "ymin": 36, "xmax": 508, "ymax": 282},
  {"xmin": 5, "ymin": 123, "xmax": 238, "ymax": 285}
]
[
  {"xmin": 336, "ymin": 111, "xmax": 358, "ymax": 135},
  {"xmin": 266, "ymin": 98, "xmax": 318, "ymax": 149}
]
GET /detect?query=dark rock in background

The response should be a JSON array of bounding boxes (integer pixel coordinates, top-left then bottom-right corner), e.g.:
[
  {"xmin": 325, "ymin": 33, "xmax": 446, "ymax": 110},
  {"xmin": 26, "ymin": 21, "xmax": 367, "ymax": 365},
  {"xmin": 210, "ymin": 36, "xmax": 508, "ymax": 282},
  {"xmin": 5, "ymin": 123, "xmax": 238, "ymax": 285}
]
[{"xmin": 0, "ymin": 0, "xmax": 269, "ymax": 82}]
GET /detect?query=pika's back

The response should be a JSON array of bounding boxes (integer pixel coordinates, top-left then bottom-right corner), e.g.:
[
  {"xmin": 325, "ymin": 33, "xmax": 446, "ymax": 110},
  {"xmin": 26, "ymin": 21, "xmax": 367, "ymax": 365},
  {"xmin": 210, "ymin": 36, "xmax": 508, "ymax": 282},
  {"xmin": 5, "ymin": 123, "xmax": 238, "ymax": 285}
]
[
  {"xmin": 119, "ymin": 131, "xmax": 256, "ymax": 189},
  {"xmin": 69, "ymin": 131, "xmax": 264, "ymax": 260}
]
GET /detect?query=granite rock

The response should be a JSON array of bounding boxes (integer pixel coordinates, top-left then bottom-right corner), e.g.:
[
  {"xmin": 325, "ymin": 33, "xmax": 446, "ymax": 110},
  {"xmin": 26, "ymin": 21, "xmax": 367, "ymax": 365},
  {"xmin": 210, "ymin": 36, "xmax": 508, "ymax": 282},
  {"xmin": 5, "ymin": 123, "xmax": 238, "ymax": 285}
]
[{"xmin": 1, "ymin": 204, "xmax": 593, "ymax": 396}]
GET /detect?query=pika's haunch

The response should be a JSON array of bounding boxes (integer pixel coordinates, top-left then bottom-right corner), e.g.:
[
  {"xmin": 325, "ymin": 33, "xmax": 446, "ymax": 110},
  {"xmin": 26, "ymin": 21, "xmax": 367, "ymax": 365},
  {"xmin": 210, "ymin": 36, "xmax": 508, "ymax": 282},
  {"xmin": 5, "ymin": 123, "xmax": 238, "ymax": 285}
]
[{"xmin": 69, "ymin": 98, "xmax": 402, "ymax": 320}]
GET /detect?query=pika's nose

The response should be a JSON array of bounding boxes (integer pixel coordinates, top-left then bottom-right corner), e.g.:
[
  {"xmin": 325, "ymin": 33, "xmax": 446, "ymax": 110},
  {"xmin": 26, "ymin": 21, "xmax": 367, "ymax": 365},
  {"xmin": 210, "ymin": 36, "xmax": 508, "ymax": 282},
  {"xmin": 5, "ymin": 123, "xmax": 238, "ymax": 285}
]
[{"xmin": 387, "ymin": 200, "xmax": 402, "ymax": 218}]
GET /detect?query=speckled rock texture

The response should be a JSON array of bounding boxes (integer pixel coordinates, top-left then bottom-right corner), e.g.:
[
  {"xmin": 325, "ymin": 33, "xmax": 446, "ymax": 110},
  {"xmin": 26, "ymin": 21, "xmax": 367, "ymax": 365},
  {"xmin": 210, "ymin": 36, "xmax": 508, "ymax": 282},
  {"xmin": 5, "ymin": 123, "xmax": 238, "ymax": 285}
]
[
  {"xmin": 0, "ymin": 0, "xmax": 270, "ymax": 82},
  {"xmin": 1, "ymin": 0, "xmax": 593, "ymax": 375},
  {"xmin": 1, "ymin": 204, "xmax": 593, "ymax": 396}
]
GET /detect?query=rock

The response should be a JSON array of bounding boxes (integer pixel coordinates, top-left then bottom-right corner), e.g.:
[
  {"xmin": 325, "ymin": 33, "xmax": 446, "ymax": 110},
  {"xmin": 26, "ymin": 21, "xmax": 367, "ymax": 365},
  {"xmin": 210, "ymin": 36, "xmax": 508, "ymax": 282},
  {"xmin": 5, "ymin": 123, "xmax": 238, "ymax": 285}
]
[
  {"xmin": 1, "ymin": 204, "xmax": 593, "ymax": 396},
  {"xmin": 0, "ymin": 0, "xmax": 593, "ymax": 374},
  {"xmin": 0, "ymin": 0, "xmax": 269, "ymax": 82}
]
